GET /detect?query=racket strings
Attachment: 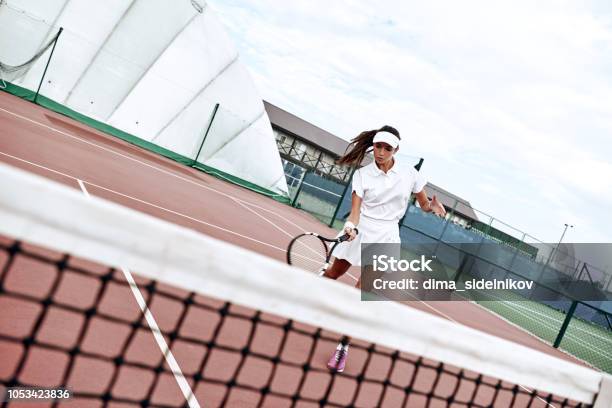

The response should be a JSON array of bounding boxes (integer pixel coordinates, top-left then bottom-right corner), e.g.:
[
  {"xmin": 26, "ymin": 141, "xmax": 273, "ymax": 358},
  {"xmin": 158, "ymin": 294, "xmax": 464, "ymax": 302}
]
[
  {"xmin": 295, "ymin": 234, "xmax": 327, "ymax": 259},
  {"xmin": 288, "ymin": 235, "xmax": 328, "ymax": 273}
]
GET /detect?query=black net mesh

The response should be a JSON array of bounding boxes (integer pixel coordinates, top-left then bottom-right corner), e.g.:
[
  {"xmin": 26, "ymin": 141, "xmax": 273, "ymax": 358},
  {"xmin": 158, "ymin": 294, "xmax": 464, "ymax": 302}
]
[
  {"xmin": 0, "ymin": 27, "xmax": 61, "ymax": 85},
  {"xmin": 0, "ymin": 236, "xmax": 593, "ymax": 408}
]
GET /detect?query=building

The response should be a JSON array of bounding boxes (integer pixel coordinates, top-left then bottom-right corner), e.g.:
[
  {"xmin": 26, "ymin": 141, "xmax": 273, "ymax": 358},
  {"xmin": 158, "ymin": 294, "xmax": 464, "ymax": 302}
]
[
  {"xmin": 264, "ymin": 100, "xmax": 480, "ymax": 226},
  {"xmin": 1, "ymin": 1, "xmax": 288, "ymax": 196},
  {"xmin": 264, "ymin": 101, "xmax": 354, "ymax": 186},
  {"xmin": 423, "ymin": 184, "xmax": 479, "ymax": 228}
]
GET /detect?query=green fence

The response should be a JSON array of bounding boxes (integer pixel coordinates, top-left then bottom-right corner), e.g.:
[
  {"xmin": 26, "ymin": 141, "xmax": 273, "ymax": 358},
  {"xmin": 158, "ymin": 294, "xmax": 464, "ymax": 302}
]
[
  {"xmin": 398, "ymin": 208, "xmax": 612, "ymax": 373},
  {"xmin": 283, "ymin": 161, "xmax": 612, "ymax": 373}
]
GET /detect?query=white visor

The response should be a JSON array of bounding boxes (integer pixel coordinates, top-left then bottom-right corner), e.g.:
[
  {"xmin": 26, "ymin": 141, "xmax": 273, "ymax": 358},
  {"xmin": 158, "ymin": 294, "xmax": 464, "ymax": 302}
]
[{"xmin": 372, "ymin": 131, "xmax": 399, "ymax": 149}]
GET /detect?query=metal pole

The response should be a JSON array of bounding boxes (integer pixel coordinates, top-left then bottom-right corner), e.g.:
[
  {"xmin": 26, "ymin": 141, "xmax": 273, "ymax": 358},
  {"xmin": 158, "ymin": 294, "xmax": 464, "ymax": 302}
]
[
  {"xmin": 553, "ymin": 301, "xmax": 578, "ymax": 348},
  {"xmin": 192, "ymin": 103, "xmax": 219, "ymax": 166},
  {"xmin": 535, "ymin": 224, "xmax": 573, "ymax": 296},
  {"xmin": 545, "ymin": 223, "xmax": 573, "ymax": 267},
  {"xmin": 414, "ymin": 157, "xmax": 424, "ymax": 171},
  {"xmin": 328, "ymin": 166, "xmax": 356, "ymax": 227},
  {"xmin": 34, "ymin": 27, "xmax": 63, "ymax": 104},
  {"xmin": 314, "ymin": 151, "xmax": 323, "ymax": 171},
  {"xmin": 291, "ymin": 169, "xmax": 309, "ymax": 207},
  {"xmin": 571, "ymin": 261, "xmax": 581, "ymax": 280}
]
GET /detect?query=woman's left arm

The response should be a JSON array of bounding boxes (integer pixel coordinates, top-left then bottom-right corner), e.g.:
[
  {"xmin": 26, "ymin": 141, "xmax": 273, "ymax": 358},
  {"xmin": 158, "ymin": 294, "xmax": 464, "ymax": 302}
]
[{"xmin": 414, "ymin": 190, "xmax": 447, "ymax": 217}]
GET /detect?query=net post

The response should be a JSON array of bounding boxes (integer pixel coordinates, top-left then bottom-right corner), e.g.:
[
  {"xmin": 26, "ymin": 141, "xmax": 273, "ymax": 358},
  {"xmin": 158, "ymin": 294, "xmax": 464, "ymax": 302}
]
[
  {"xmin": 553, "ymin": 300, "xmax": 577, "ymax": 348},
  {"xmin": 34, "ymin": 27, "xmax": 63, "ymax": 104},
  {"xmin": 291, "ymin": 169, "xmax": 309, "ymax": 207},
  {"xmin": 593, "ymin": 373, "xmax": 612, "ymax": 408},
  {"xmin": 415, "ymin": 157, "xmax": 424, "ymax": 171},
  {"xmin": 328, "ymin": 166, "xmax": 356, "ymax": 227},
  {"xmin": 192, "ymin": 103, "xmax": 219, "ymax": 166}
]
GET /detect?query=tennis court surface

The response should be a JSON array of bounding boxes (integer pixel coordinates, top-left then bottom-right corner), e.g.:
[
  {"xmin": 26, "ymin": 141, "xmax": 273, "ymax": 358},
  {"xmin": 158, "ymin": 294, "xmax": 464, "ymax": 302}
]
[
  {"xmin": 0, "ymin": 92, "xmax": 611, "ymax": 407},
  {"xmin": 2, "ymin": 90, "xmax": 612, "ymax": 408}
]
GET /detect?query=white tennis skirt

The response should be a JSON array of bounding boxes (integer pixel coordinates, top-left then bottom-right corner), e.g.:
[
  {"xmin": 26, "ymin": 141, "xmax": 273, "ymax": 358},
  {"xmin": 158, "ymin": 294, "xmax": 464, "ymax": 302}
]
[{"xmin": 333, "ymin": 215, "xmax": 400, "ymax": 266}]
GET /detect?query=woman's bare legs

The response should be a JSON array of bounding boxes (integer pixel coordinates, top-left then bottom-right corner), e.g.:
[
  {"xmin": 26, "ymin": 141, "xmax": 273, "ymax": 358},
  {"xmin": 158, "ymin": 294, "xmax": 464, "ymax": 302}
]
[
  {"xmin": 323, "ymin": 258, "xmax": 362, "ymax": 288},
  {"xmin": 323, "ymin": 259, "xmax": 354, "ymax": 372},
  {"xmin": 322, "ymin": 258, "xmax": 351, "ymax": 280}
]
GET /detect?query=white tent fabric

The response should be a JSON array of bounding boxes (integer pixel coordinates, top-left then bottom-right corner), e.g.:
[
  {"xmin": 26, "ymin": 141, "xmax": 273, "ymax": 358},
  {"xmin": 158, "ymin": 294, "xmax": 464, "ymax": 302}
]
[{"xmin": 0, "ymin": 0, "xmax": 288, "ymax": 195}]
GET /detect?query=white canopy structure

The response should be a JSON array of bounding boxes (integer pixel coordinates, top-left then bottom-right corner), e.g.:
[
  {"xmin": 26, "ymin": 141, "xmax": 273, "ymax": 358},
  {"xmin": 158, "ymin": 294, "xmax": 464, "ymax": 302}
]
[{"xmin": 0, "ymin": 0, "xmax": 289, "ymax": 197}]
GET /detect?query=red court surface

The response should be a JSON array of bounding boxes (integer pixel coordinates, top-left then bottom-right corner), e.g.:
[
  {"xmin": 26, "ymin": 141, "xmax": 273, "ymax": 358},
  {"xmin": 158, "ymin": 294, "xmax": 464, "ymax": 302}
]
[{"xmin": 0, "ymin": 90, "xmax": 593, "ymax": 407}]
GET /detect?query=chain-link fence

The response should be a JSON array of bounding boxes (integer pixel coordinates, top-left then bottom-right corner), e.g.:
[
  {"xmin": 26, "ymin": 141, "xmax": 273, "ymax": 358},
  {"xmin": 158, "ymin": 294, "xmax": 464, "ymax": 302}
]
[{"xmin": 281, "ymin": 157, "xmax": 611, "ymax": 373}]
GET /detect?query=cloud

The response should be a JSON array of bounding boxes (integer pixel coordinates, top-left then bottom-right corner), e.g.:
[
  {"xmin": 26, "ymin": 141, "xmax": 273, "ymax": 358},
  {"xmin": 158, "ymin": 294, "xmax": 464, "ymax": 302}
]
[{"xmin": 208, "ymin": 0, "xmax": 612, "ymax": 242}]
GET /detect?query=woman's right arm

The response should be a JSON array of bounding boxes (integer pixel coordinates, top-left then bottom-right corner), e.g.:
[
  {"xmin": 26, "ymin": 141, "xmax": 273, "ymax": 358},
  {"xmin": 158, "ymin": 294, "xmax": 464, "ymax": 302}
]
[{"xmin": 344, "ymin": 192, "xmax": 362, "ymax": 241}]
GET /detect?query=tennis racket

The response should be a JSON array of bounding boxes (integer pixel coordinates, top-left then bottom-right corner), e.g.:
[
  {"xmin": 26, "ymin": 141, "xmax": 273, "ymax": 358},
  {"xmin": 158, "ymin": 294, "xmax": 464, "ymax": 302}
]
[{"xmin": 286, "ymin": 229, "xmax": 359, "ymax": 276}]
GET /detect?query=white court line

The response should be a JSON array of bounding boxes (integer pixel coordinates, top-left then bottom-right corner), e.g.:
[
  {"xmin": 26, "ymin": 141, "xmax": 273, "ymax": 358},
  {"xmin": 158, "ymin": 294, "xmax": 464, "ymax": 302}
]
[
  {"xmin": 235, "ymin": 195, "xmax": 310, "ymax": 233},
  {"xmin": 121, "ymin": 267, "xmax": 200, "ymax": 408},
  {"xmin": 77, "ymin": 179, "xmax": 90, "ymax": 198},
  {"xmin": 232, "ymin": 197, "xmax": 297, "ymax": 239},
  {"xmin": 397, "ymin": 290, "xmax": 459, "ymax": 323},
  {"xmin": 0, "ymin": 106, "xmax": 308, "ymax": 231},
  {"xmin": 76, "ymin": 179, "xmax": 199, "ymax": 407},
  {"xmin": 233, "ymin": 198, "xmax": 333, "ymax": 266},
  {"xmin": 1, "ymin": 152, "xmax": 287, "ymax": 254}
]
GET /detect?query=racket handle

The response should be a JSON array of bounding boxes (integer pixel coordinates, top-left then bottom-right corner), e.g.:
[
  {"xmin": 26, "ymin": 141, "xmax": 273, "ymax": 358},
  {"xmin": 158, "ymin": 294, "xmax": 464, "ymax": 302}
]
[
  {"xmin": 319, "ymin": 262, "xmax": 329, "ymax": 277},
  {"xmin": 338, "ymin": 228, "xmax": 359, "ymax": 243}
]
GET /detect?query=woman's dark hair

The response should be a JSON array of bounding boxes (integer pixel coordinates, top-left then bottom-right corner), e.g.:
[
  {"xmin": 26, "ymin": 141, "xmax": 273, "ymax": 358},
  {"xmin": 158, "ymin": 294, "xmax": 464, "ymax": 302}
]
[{"xmin": 337, "ymin": 125, "xmax": 400, "ymax": 166}]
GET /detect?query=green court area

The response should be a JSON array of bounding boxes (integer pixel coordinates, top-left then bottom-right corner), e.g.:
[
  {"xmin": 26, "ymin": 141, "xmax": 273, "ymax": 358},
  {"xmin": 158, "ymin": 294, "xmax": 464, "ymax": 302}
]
[
  {"xmin": 388, "ymin": 247, "xmax": 612, "ymax": 374},
  {"xmin": 475, "ymin": 295, "xmax": 612, "ymax": 373},
  {"xmin": 292, "ymin": 190, "xmax": 338, "ymax": 225},
  {"xmin": 446, "ymin": 255, "xmax": 612, "ymax": 373}
]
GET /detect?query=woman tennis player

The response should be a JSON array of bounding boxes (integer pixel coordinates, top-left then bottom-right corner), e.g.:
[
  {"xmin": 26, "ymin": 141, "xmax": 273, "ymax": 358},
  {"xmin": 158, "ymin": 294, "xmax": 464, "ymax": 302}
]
[{"xmin": 323, "ymin": 125, "xmax": 446, "ymax": 372}]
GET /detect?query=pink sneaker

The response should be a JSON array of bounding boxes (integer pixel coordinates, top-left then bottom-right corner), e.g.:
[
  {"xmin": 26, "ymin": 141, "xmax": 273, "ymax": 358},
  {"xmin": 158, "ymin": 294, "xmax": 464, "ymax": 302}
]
[{"xmin": 327, "ymin": 343, "xmax": 348, "ymax": 373}]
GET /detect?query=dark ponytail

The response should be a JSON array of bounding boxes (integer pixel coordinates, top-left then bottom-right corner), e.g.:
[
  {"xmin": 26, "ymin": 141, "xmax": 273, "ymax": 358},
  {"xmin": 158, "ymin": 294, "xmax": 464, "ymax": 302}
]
[{"xmin": 337, "ymin": 125, "xmax": 400, "ymax": 166}]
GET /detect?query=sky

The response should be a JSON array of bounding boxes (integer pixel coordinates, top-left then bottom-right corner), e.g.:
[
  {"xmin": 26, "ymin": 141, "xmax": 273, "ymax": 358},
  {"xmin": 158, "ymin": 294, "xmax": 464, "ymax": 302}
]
[{"xmin": 208, "ymin": 0, "xmax": 612, "ymax": 244}]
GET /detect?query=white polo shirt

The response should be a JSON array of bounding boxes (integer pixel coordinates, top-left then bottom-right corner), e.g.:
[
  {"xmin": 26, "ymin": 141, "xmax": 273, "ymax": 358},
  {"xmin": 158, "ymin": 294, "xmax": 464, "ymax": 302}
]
[{"xmin": 352, "ymin": 158, "xmax": 426, "ymax": 222}]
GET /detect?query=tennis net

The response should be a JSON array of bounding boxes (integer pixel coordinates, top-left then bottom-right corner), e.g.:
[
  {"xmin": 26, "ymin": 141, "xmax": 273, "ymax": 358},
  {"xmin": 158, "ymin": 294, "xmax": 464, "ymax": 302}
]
[{"xmin": 0, "ymin": 162, "xmax": 610, "ymax": 407}]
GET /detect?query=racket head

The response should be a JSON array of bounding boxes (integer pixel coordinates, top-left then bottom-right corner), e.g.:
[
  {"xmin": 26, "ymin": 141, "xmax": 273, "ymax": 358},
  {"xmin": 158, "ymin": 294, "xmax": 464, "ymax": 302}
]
[{"xmin": 286, "ymin": 233, "xmax": 329, "ymax": 273}]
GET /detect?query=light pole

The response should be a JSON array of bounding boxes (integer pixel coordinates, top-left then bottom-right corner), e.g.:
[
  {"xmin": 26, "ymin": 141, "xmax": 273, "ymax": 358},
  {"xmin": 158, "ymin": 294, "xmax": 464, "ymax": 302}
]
[{"xmin": 546, "ymin": 223, "xmax": 574, "ymax": 266}]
